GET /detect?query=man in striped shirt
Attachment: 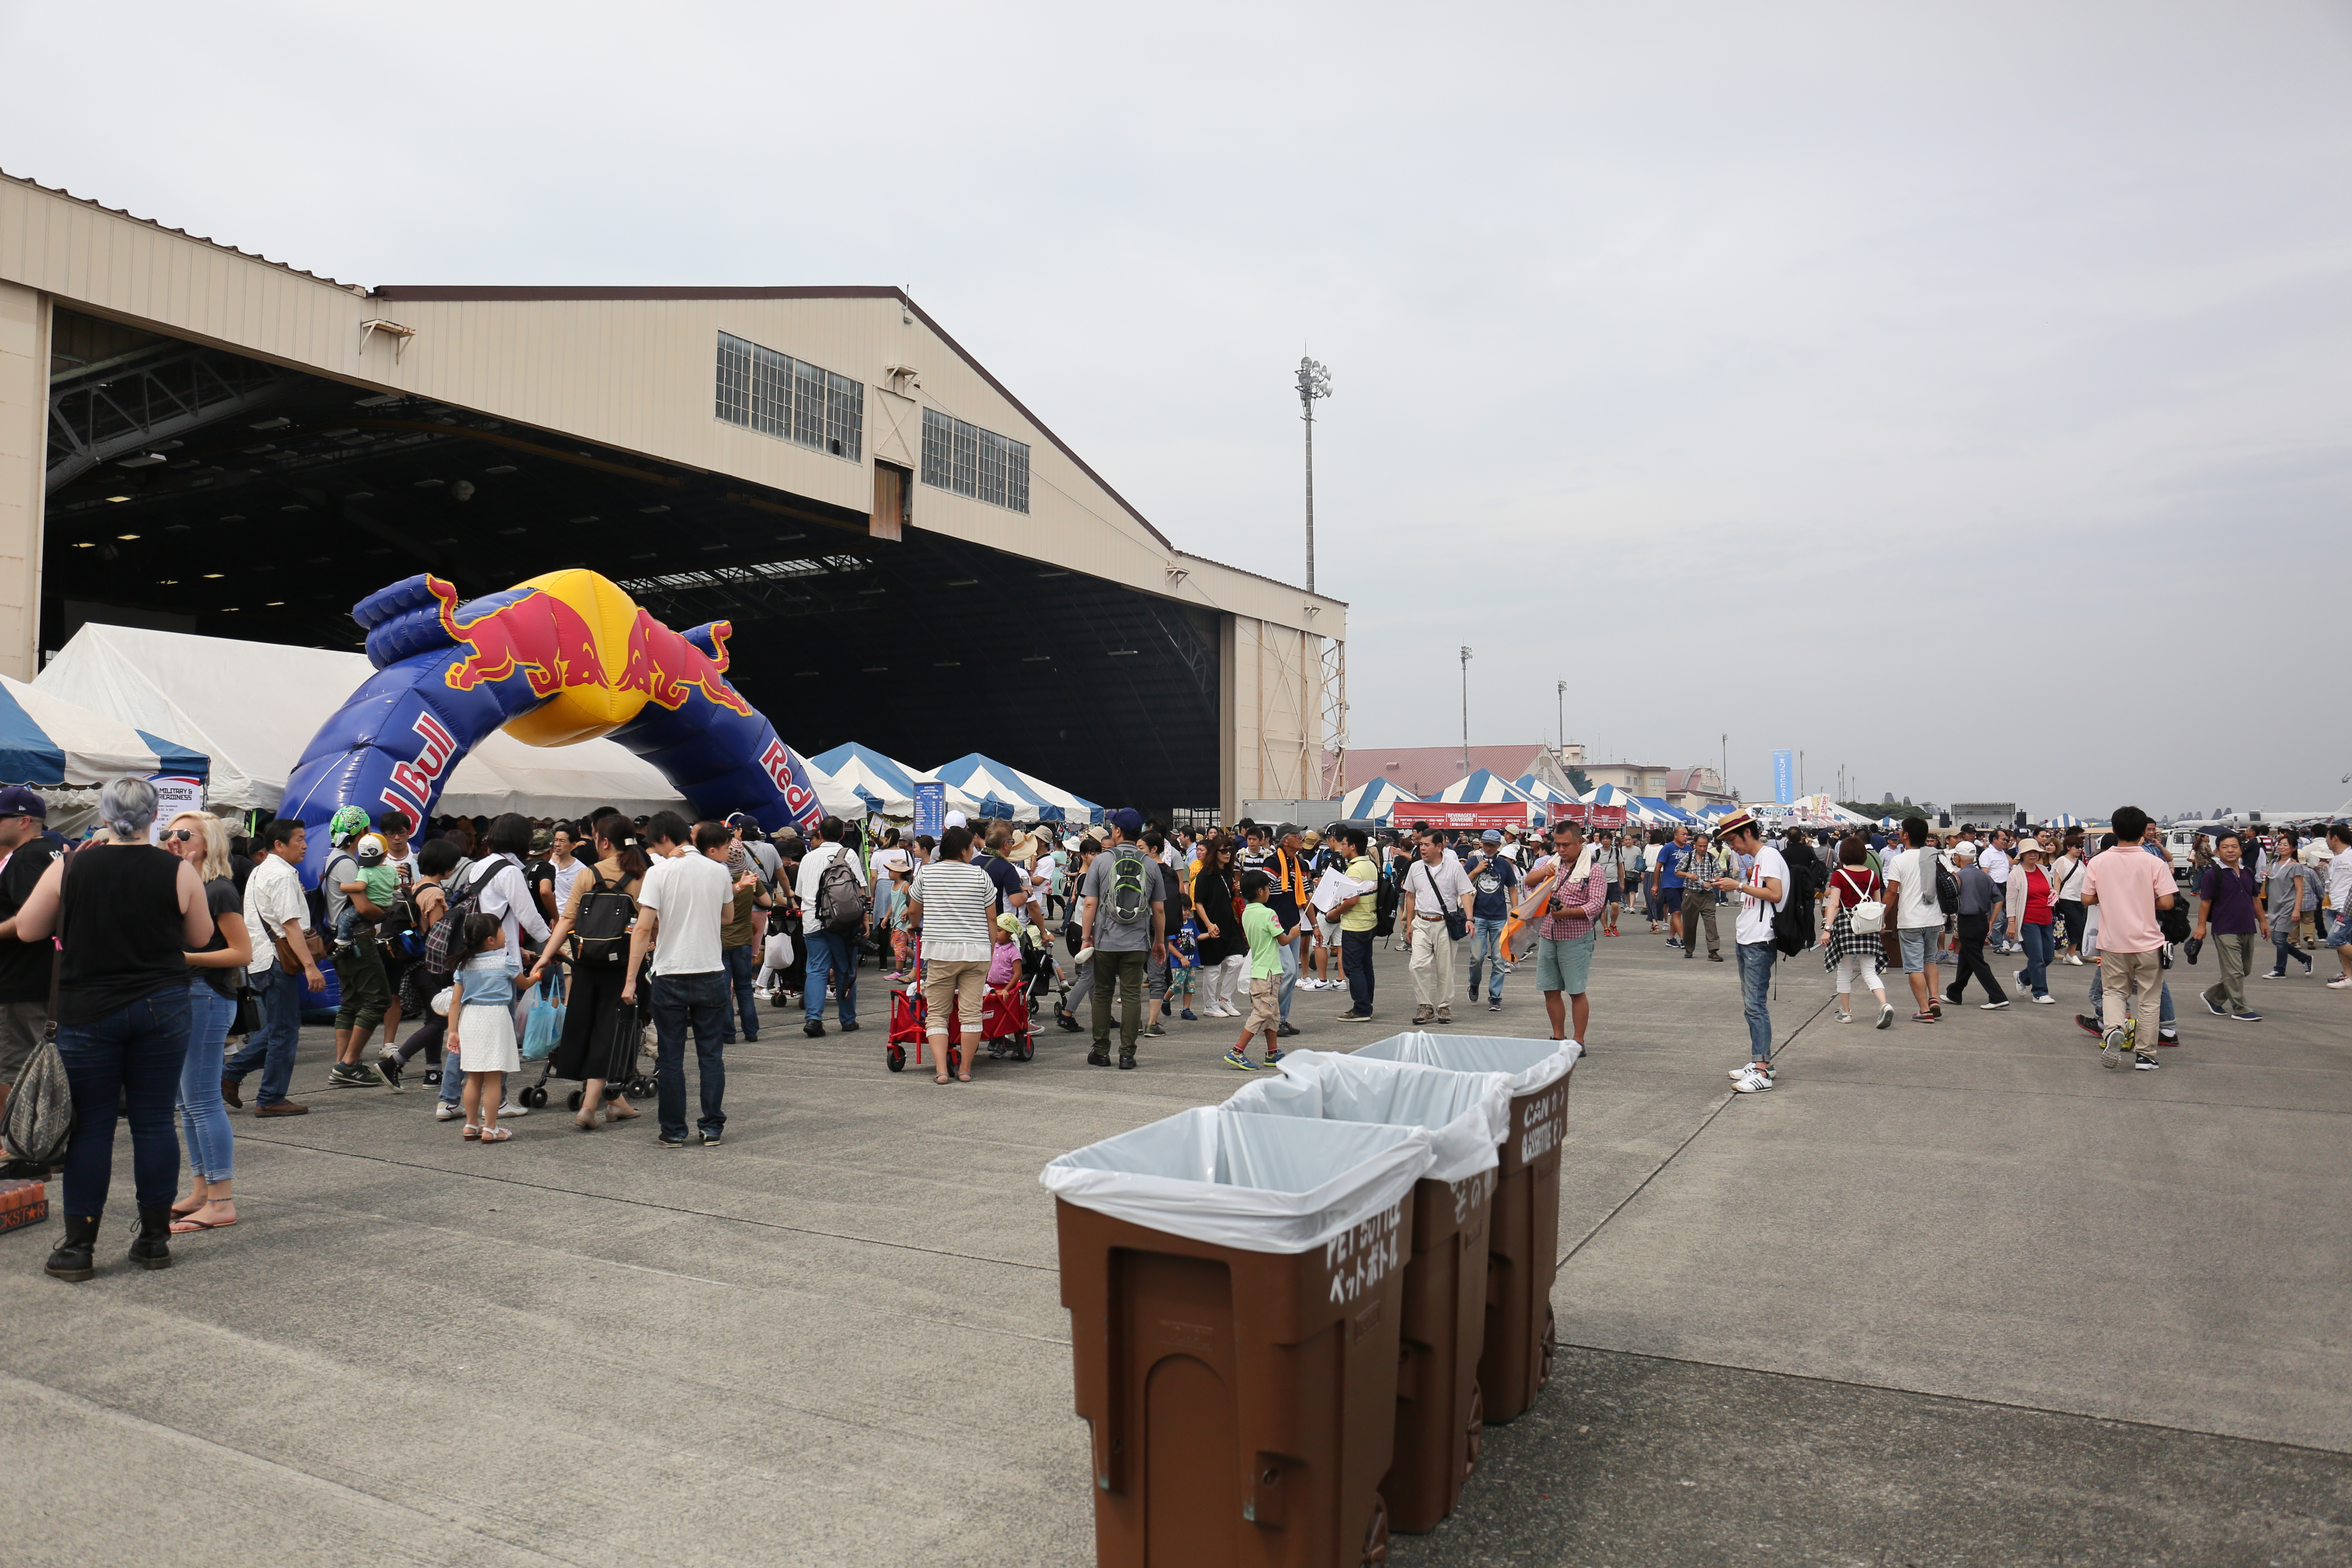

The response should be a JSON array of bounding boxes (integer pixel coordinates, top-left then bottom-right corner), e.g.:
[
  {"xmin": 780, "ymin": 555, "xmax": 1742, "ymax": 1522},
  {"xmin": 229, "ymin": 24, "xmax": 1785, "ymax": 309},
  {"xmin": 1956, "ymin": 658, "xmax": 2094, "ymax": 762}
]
[{"xmin": 1523, "ymin": 819, "xmax": 1608, "ymax": 1047}]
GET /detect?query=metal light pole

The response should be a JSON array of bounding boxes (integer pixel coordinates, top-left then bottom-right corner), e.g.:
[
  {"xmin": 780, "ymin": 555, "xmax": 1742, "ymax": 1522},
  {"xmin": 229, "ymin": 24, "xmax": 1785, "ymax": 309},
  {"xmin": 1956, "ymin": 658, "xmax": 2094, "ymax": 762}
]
[
  {"xmin": 1297, "ymin": 355, "xmax": 1332, "ymax": 594},
  {"xmin": 1460, "ymin": 646, "xmax": 1474, "ymax": 777}
]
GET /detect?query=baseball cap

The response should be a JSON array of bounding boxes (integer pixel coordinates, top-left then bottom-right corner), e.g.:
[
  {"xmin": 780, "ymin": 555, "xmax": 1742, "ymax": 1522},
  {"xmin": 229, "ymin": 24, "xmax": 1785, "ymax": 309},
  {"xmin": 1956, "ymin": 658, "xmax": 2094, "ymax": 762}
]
[
  {"xmin": 355, "ymin": 833, "xmax": 387, "ymax": 868},
  {"xmin": 0, "ymin": 785, "xmax": 47, "ymax": 819},
  {"xmin": 725, "ymin": 811, "xmax": 755, "ymax": 830},
  {"xmin": 943, "ymin": 810, "xmax": 968, "ymax": 829},
  {"xmin": 1481, "ymin": 829, "xmax": 1503, "ymax": 843},
  {"xmin": 1108, "ymin": 806, "xmax": 1145, "ymax": 837}
]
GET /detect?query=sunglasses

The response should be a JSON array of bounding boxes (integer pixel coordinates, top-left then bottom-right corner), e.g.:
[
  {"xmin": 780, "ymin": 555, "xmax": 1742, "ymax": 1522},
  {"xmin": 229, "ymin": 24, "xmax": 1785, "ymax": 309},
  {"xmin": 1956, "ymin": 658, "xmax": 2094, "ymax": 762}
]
[{"xmin": 164, "ymin": 827, "xmax": 196, "ymax": 842}]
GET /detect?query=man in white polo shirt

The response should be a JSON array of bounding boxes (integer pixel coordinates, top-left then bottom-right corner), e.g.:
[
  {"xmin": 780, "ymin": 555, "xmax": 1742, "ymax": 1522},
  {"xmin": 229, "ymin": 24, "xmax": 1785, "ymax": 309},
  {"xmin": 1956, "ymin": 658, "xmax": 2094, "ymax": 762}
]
[{"xmin": 624, "ymin": 813, "xmax": 736, "ymax": 1147}]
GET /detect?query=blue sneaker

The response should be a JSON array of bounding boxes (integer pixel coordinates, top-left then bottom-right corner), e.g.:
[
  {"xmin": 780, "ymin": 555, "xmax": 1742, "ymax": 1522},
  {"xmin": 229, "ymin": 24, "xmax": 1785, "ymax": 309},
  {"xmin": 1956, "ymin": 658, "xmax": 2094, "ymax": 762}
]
[
  {"xmin": 1180, "ymin": 1009, "xmax": 1198, "ymax": 1021},
  {"xmin": 1223, "ymin": 1049, "xmax": 1257, "ymax": 1071}
]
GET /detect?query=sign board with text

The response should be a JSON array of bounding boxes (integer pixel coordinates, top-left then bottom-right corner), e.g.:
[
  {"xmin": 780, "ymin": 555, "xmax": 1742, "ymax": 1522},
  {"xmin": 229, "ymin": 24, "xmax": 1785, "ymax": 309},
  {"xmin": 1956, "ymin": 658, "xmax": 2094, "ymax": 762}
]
[{"xmin": 1400, "ymin": 802, "xmax": 1532, "ymax": 832}]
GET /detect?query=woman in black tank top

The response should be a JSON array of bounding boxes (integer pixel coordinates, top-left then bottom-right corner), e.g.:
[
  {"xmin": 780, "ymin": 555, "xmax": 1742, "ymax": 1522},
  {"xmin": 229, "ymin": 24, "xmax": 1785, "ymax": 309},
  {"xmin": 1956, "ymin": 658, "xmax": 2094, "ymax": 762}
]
[{"xmin": 12, "ymin": 777, "xmax": 213, "ymax": 1281}]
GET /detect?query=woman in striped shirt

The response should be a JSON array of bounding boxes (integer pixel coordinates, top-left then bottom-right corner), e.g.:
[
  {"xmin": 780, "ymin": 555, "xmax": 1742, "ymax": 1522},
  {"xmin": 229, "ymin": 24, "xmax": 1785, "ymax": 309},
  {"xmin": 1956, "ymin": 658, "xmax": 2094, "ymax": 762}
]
[{"xmin": 907, "ymin": 825, "xmax": 1005, "ymax": 1083}]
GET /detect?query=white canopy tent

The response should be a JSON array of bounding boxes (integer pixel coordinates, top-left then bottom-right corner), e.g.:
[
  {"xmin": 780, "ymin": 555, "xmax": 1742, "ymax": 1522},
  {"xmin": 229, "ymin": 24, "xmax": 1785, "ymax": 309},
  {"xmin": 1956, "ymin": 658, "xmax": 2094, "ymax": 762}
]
[
  {"xmin": 803, "ymin": 742, "xmax": 978, "ymax": 820},
  {"xmin": 35, "ymin": 624, "xmax": 688, "ymax": 818}
]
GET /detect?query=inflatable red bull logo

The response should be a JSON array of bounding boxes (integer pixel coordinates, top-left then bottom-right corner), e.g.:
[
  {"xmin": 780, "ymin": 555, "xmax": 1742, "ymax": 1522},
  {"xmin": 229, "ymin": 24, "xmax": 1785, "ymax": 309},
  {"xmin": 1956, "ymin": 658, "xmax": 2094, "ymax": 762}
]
[{"xmin": 280, "ymin": 568, "xmax": 826, "ymax": 882}]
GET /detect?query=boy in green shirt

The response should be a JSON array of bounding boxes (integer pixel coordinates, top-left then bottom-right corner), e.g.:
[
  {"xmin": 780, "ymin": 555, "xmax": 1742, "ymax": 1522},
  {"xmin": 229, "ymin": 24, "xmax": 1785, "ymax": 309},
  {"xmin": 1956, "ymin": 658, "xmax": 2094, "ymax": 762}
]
[{"xmin": 1229, "ymin": 870, "xmax": 1295, "ymax": 1070}]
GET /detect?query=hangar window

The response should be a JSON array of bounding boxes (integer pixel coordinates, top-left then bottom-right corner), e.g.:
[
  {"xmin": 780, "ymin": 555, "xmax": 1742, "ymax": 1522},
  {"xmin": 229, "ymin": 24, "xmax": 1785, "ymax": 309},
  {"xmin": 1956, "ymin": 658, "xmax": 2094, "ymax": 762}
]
[
  {"xmin": 715, "ymin": 332, "xmax": 862, "ymax": 461},
  {"xmin": 920, "ymin": 407, "xmax": 1030, "ymax": 513}
]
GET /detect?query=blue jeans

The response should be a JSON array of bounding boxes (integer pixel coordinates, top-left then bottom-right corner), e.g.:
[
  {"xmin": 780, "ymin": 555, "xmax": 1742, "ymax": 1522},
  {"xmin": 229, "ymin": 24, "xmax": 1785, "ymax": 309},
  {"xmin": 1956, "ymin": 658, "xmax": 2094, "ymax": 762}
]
[
  {"xmin": 222, "ymin": 964, "xmax": 303, "ymax": 1107},
  {"xmin": 802, "ymin": 930, "xmax": 858, "ymax": 1027},
  {"xmin": 1736, "ymin": 941, "xmax": 1774, "ymax": 1061},
  {"xmin": 1276, "ymin": 935, "xmax": 1298, "ymax": 1022},
  {"xmin": 1991, "ymin": 900, "xmax": 2011, "ymax": 949},
  {"xmin": 721, "ymin": 943, "xmax": 760, "ymax": 1040},
  {"xmin": 56, "ymin": 986, "xmax": 192, "ymax": 1216},
  {"xmin": 178, "ymin": 979, "xmax": 239, "ymax": 1182},
  {"xmin": 2018, "ymin": 922, "xmax": 2054, "ymax": 998},
  {"xmin": 1468, "ymin": 917, "xmax": 1507, "ymax": 1002},
  {"xmin": 653, "ymin": 970, "xmax": 728, "ymax": 1141},
  {"xmin": 1341, "ymin": 929, "xmax": 1375, "ymax": 1015}
]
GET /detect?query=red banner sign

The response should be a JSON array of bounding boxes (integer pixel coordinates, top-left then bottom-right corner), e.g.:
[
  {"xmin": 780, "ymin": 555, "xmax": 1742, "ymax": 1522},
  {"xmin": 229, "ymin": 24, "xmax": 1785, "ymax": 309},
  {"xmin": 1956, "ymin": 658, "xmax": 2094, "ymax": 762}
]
[{"xmin": 1394, "ymin": 802, "xmax": 1532, "ymax": 831}]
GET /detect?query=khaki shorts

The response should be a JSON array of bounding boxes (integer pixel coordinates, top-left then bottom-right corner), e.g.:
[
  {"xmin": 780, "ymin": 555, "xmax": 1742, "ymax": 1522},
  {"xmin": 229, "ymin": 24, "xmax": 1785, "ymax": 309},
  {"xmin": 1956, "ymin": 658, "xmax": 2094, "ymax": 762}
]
[{"xmin": 1244, "ymin": 976, "xmax": 1279, "ymax": 1034}]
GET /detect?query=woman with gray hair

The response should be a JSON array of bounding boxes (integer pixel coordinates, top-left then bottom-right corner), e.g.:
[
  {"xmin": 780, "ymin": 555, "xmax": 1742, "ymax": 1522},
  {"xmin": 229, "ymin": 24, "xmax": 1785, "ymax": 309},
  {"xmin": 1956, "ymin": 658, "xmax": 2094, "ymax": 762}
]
[{"xmin": 11, "ymin": 775, "xmax": 214, "ymax": 1281}]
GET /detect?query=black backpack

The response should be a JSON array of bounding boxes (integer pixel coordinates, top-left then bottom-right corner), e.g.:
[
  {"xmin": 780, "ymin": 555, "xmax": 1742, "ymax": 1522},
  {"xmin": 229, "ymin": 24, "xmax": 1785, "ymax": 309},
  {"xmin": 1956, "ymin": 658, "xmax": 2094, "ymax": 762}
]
[
  {"xmin": 1373, "ymin": 862, "xmax": 1400, "ymax": 938},
  {"xmin": 1770, "ymin": 852, "xmax": 1815, "ymax": 957},
  {"xmin": 572, "ymin": 866, "xmax": 638, "ymax": 969},
  {"xmin": 814, "ymin": 849, "xmax": 868, "ymax": 934},
  {"xmin": 421, "ymin": 860, "xmax": 496, "ymax": 980},
  {"xmin": 1932, "ymin": 851, "xmax": 1961, "ymax": 916}
]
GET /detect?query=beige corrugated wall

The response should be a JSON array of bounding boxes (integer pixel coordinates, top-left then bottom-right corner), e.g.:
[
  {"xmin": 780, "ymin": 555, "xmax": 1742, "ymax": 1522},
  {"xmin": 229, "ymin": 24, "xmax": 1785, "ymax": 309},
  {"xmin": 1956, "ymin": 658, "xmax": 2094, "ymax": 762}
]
[
  {"xmin": 1219, "ymin": 613, "xmax": 1322, "ymax": 820},
  {"xmin": 0, "ymin": 281, "xmax": 48, "ymax": 679}
]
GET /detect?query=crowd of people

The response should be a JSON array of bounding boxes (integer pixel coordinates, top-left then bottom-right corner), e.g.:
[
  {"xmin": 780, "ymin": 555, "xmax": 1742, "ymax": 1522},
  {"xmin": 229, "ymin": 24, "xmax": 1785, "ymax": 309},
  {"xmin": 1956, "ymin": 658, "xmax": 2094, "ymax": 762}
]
[{"xmin": 2, "ymin": 769, "xmax": 2342, "ymax": 1279}]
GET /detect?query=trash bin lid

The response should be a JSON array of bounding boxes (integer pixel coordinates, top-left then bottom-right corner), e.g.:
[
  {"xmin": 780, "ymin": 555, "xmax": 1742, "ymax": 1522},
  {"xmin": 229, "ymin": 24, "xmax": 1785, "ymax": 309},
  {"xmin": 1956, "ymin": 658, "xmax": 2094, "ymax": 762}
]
[
  {"xmin": 1350, "ymin": 1032, "xmax": 1579, "ymax": 1097},
  {"xmin": 1225, "ymin": 1050, "xmax": 1512, "ymax": 1183},
  {"xmin": 1041, "ymin": 1105, "xmax": 1434, "ymax": 1254}
]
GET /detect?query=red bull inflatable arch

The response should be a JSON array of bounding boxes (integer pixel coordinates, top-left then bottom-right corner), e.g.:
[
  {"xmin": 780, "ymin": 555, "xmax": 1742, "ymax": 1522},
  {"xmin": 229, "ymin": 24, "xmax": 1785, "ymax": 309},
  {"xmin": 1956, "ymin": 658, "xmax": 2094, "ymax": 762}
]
[{"xmin": 281, "ymin": 569, "xmax": 825, "ymax": 879}]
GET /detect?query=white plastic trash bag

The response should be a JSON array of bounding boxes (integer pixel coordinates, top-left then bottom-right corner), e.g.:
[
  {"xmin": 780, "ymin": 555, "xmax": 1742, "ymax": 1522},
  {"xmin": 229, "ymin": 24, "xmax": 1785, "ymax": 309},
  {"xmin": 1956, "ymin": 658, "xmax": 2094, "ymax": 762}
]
[
  {"xmin": 1225, "ymin": 1050, "xmax": 1512, "ymax": 1184},
  {"xmin": 1351, "ymin": 1032, "xmax": 1580, "ymax": 1098},
  {"xmin": 1040, "ymin": 1105, "xmax": 1434, "ymax": 1255},
  {"xmin": 764, "ymin": 930, "xmax": 794, "ymax": 970}
]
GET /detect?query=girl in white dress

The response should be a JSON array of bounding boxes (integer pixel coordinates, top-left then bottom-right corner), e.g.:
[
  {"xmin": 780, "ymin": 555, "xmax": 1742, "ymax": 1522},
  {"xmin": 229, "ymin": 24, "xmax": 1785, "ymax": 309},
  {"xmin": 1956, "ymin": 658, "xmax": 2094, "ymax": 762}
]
[{"xmin": 447, "ymin": 914, "xmax": 523, "ymax": 1143}]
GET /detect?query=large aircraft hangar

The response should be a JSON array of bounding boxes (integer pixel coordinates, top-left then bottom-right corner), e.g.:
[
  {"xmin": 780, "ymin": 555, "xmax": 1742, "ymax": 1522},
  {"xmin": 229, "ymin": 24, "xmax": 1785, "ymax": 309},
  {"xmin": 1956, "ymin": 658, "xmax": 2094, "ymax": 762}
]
[{"xmin": 0, "ymin": 171, "xmax": 1341, "ymax": 819}]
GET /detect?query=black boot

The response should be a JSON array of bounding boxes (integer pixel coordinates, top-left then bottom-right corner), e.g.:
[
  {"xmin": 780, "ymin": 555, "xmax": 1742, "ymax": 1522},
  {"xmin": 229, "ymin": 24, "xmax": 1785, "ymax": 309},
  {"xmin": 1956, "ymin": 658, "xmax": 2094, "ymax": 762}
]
[
  {"xmin": 128, "ymin": 1205, "xmax": 173, "ymax": 1270},
  {"xmin": 45, "ymin": 1214, "xmax": 100, "ymax": 1281}
]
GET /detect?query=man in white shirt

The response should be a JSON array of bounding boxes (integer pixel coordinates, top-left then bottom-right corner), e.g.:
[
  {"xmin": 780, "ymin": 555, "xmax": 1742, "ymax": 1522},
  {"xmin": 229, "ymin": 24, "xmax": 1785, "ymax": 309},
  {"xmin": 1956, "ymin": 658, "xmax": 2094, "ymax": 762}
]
[
  {"xmin": 1713, "ymin": 810, "xmax": 1788, "ymax": 1093},
  {"xmin": 794, "ymin": 814, "xmax": 869, "ymax": 1039},
  {"xmin": 2323, "ymin": 822, "xmax": 2352, "ymax": 988},
  {"xmin": 1981, "ymin": 830, "xmax": 2016, "ymax": 954},
  {"xmin": 1882, "ymin": 816, "xmax": 1948, "ymax": 1024},
  {"xmin": 223, "ymin": 818, "xmax": 325, "ymax": 1116},
  {"xmin": 1399, "ymin": 829, "xmax": 1475, "ymax": 1025},
  {"xmin": 624, "ymin": 814, "xmax": 737, "ymax": 1147}
]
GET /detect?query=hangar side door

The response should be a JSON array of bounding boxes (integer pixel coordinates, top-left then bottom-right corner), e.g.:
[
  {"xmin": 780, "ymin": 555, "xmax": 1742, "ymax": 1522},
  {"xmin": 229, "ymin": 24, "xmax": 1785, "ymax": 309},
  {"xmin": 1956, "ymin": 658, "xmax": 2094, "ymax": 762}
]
[{"xmin": 871, "ymin": 461, "xmax": 911, "ymax": 542}]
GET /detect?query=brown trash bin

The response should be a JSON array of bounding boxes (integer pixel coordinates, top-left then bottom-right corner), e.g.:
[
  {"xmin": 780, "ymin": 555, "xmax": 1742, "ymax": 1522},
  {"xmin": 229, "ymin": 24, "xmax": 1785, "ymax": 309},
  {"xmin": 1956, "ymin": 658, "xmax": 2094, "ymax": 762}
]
[
  {"xmin": 1479, "ymin": 1069, "xmax": 1567, "ymax": 1423},
  {"xmin": 1384, "ymin": 1164, "xmax": 1494, "ymax": 1531},
  {"xmin": 1047, "ymin": 1110, "xmax": 1432, "ymax": 1568},
  {"xmin": 1350, "ymin": 1033, "xmax": 1575, "ymax": 1426}
]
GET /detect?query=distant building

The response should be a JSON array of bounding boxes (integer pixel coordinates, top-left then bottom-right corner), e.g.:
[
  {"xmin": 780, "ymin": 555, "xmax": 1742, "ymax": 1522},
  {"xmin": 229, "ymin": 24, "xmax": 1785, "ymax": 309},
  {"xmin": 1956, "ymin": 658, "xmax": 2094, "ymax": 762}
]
[
  {"xmin": 1575, "ymin": 760, "xmax": 1735, "ymax": 813},
  {"xmin": 1334, "ymin": 744, "xmax": 1579, "ymax": 803}
]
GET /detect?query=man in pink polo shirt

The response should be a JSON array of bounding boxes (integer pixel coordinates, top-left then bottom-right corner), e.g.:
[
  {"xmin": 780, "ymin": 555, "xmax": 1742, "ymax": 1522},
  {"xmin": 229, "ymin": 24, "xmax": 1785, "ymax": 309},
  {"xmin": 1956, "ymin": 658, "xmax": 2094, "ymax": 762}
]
[{"xmin": 2082, "ymin": 804, "xmax": 2178, "ymax": 1071}]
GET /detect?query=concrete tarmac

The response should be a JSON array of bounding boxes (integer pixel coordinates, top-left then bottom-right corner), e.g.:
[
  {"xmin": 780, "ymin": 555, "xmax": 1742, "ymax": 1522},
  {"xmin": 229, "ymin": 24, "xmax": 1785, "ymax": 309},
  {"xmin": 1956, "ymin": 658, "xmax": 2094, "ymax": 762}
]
[{"xmin": 2, "ymin": 919, "xmax": 2344, "ymax": 1566}]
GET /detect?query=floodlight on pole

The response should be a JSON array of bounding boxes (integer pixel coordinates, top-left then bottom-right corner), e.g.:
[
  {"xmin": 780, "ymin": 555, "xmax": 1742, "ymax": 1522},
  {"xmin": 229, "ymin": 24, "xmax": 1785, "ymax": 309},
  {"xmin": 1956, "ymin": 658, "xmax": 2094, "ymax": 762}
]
[
  {"xmin": 1460, "ymin": 646, "xmax": 1473, "ymax": 777},
  {"xmin": 1297, "ymin": 355, "xmax": 1332, "ymax": 594}
]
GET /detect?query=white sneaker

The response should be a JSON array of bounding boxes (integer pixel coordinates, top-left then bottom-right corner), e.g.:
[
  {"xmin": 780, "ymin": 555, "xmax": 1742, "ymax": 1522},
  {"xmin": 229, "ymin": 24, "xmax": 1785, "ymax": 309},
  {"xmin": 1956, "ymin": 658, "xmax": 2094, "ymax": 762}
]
[
  {"xmin": 1730, "ymin": 1065, "xmax": 1773, "ymax": 1093},
  {"xmin": 498, "ymin": 1097, "xmax": 530, "ymax": 1118},
  {"xmin": 434, "ymin": 1102, "xmax": 463, "ymax": 1121},
  {"xmin": 2328, "ymin": 976, "xmax": 2352, "ymax": 989},
  {"xmin": 1835, "ymin": 1011, "xmax": 1852, "ymax": 1023},
  {"xmin": 2063, "ymin": 954, "xmax": 2084, "ymax": 966},
  {"xmin": 2034, "ymin": 993, "xmax": 2056, "ymax": 1004}
]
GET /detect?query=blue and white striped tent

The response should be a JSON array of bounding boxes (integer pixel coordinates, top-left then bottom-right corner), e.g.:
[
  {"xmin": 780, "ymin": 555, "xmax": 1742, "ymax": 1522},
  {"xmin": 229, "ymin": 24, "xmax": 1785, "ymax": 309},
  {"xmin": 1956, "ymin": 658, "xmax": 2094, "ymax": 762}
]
[
  {"xmin": 1635, "ymin": 795, "xmax": 1696, "ymax": 824},
  {"xmin": 1431, "ymin": 768, "xmax": 1540, "ymax": 806},
  {"xmin": 1338, "ymin": 778, "xmax": 1421, "ymax": 822},
  {"xmin": 0, "ymin": 674, "xmax": 207, "ymax": 788},
  {"xmin": 804, "ymin": 742, "xmax": 976, "ymax": 819},
  {"xmin": 930, "ymin": 753, "xmax": 1102, "ymax": 824},
  {"xmin": 2047, "ymin": 814, "xmax": 2083, "ymax": 829},
  {"xmin": 1514, "ymin": 773, "xmax": 1577, "ymax": 807}
]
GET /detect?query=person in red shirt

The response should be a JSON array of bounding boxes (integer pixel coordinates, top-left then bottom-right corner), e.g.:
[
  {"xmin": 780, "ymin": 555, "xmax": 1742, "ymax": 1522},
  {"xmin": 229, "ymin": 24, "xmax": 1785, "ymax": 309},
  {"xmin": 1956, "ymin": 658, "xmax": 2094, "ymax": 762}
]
[{"xmin": 2002, "ymin": 841, "xmax": 2060, "ymax": 1002}]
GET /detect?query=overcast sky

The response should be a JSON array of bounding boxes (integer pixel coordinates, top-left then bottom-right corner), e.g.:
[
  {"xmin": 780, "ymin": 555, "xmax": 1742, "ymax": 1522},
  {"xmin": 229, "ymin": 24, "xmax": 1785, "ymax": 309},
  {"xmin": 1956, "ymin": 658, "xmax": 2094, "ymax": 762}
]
[{"xmin": 4, "ymin": 2, "xmax": 2346, "ymax": 817}]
